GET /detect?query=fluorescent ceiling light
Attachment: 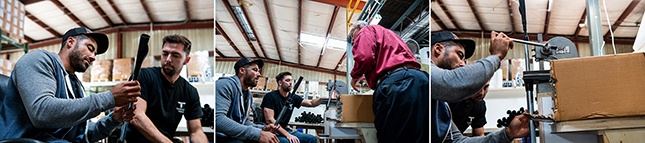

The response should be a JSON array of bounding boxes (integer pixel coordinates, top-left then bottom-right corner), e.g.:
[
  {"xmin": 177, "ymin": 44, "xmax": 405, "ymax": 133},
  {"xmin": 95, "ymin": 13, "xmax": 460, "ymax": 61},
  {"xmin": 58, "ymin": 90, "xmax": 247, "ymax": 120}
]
[
  {"xmin": 232, "ymin": 6, "xmax": 256, "ymax": 41},
  {"xmin": 300, "ymin": 33, "xmax": 347, "ymax": 50}
]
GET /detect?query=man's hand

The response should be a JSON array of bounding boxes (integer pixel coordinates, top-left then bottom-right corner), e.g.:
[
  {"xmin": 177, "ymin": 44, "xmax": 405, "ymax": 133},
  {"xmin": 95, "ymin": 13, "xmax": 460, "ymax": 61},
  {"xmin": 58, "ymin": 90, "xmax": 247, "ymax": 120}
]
[
  {"xmin": 263, "ymin": 124, "xmax": 280, "ymax": 133},
  {"xmin": 112, "ymin": 103, "xmax": 136, "ymax": 122},
  {"xmin": 350, "ymin": 76, "xmax": 366, "ymax": 91},
  {"xmin": 287, "ymin": 134, "xmax": 300, "ymax": 143},
  {"xmin": 506, "ymin": 114, "xmax": 530, "ymax": 139},
  {"xmin": 259, "ymin": 131, "xmax": 279, "ymax": 143},
  {"xmin": 111, "ymin": 81, "xmax": 141, "ymax": 106},
  {"xmin": 489, "ymin": 31, "xmax": 513, "ymax": 60}
]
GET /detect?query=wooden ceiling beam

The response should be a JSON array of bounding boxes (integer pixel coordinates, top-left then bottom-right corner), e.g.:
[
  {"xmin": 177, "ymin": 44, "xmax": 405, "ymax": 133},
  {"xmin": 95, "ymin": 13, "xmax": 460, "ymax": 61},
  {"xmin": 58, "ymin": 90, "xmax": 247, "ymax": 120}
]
[
  {"xmin": 26, "ymin": 12, "xmax": 61, "ymax": 38},
  {"xmin": 431, "ymin": 10, "xmax": 447, "ymax": 30},
  {"xmin": 543, "ymin": 0, "xmax": 551, "ymax": 35},
  {"xmin": 263, "ymin": 0, "xmax": 283, "ymax": 61},
  {"xmin": 334, "ymin": 53, "xmax": 346, "ymax": 71},
  {"xmin": 466, "ymin": 0, "xmax": 485, "ymax": 30},
  {"xmin": 139, "ymin": 0, "xmax": 154, "ymax": 22},
  {"xmin": 436, "ymin": 0, "xmax": 461, "ymax": 31},
  {"xmin": 316, "ymin": 6, "xmax": 339, "ymax": 68},
  {"xmin": 216, "ymin": 22, "xmax": 245, "ymax": 57},
  {"xmin": 222, "ymin": 0, "xmax": 260, "ymax": 58},
  {"xmin": 51, "ymin": 0, "xmax": 87, "ymax": 28},
  {"xmin": 507, "ymin": 0, "xmax": 515, "ymax": 33},
  {"xmin": 604, "ymin": 0, "xmax": 640, "ymax": 39},
  {"xmin": 575, "ymin": 8, "xmax": 587, "ymax": 37},
  {"xmin": 88, "ymin": 0, "xmax": 114, "ymax": 27},
  {"xmin": 215, "ymin": 49, "xmax": 226, "ymax": 58},
  {"xmin": 106, "ymin": 0, "xmax": 127, "ymax": 25},
  {"xmin": 241, "ymin": 4, "xmax": 268, "ymax": 58},
  {"xmin": 184, "ymin": 0, "xmax": 191, "ymax": 22}
]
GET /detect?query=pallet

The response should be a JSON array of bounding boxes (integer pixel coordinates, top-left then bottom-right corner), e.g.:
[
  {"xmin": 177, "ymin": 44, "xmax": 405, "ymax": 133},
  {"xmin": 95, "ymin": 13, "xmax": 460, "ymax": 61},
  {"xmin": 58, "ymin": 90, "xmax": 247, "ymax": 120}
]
[
  {"xmin": 92, "ymin": 79, "xmax": 110, "ymax": 82},
  {"xmin": 112, "ymin": 78, "xmax": 128, "ymax": 82}
]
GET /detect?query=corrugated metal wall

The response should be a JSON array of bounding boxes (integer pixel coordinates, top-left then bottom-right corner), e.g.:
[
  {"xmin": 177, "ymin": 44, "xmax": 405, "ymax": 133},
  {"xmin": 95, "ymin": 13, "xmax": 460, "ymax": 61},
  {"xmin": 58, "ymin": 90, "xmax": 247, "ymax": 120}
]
[
  {"xmin": 1, "ymin": 28, "xmax": 213, "ymax": 64},
  {"xmin": 216, "ymin": 61, "xmax": 347, "ymax": 96},
  {"xmin": 122, "ymin": 28, "xmax": 214, "ymax": 58}
]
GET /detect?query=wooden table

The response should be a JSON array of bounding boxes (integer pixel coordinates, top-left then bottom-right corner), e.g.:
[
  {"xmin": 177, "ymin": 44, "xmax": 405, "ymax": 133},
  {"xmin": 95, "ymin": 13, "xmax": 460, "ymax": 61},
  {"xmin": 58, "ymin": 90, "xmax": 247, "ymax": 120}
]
[
  {"xmin": 175, "ymin": 127, "xmax": 214, "ymax": 142},
  {"xmin": 288, "ymin": 122, "xmax": 325, "ymax": 134}
]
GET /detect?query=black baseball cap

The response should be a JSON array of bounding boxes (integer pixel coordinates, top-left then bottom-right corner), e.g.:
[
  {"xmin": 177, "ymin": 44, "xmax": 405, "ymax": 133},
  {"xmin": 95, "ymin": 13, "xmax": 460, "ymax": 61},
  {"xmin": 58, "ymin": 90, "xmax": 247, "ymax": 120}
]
[
  {"xmin": 234, "ymin": 57, "xmax": 264, "ymax": 72},
  {"xmin": 62, "ymin": 27, "xmax": 109, "ymax": 55},
  {"xmin": 431, "ymin": 31, "xmax": 476, "ymax": 59}
]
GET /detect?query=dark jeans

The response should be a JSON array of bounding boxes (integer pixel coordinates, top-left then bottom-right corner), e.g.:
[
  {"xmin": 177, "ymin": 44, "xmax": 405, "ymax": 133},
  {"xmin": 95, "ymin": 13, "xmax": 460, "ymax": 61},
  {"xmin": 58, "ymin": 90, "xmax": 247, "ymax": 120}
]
[
  {"xmin": 277, "ymin": 131, "xmax": 317, "ymax": 143},
  {"xmin": 373, "ymin": 68, "xmax": 429, "ymax": 143}
]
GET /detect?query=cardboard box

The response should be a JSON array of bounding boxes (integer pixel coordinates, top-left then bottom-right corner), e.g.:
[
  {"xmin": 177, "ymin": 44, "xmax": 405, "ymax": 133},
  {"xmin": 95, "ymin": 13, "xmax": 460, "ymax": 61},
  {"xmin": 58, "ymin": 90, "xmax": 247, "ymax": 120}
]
[
  {"xmin": 340, "ymin": 94, "xmax": 374, "ymax": 122},
  {"xmin": 186, "ymin": 50, "xmax": 208, "ymax": 77},
  {"xmin": 551, "ymin": 52, "xmax": 645, "ymax": 121},
  {"xmin": 91, "ymin": 60, "xmax": 112, "ymax": 82},
  {"xmin": 266, "ymin": 78, "xmax": 277, "ymax": 91},
  {"xmin": 253, "ymin": 77, "xmax": 266, "ymax": 90},
  {"xmin": 0, "ymin": 0, "xmax": 22, "ymax": 40},
  {"xmin": 297, "ymin": 81, "xmax": 306, "ymax": 93},
  {"xmin": 112, "ymin": 58, "xmax": 132, "ymax": 81},
  {"xmin": 141, "ymin": 57, "xmax": 154, "ymax": 68}
]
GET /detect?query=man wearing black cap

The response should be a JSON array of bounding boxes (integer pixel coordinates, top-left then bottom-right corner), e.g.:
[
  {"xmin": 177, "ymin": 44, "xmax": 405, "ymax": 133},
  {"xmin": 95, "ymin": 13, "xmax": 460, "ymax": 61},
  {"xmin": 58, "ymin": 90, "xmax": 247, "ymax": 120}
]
[
  {"xmin": 0, "ymin": 27, "xmax": 141, "ymax": 142},
  {"xmin": 348, "ymin": 21, "xmax": 426, "ymax": 143},
  {"xmin": 124, "ymin": 34, "xmax": 208, "ymax": 143},
  {"xmin": 431, "ymin": 31, "xmax": 532, "ymax": 142},
  {"xmin": 216, "ymin": 57, "xmax": 280, "ymax": 143}
]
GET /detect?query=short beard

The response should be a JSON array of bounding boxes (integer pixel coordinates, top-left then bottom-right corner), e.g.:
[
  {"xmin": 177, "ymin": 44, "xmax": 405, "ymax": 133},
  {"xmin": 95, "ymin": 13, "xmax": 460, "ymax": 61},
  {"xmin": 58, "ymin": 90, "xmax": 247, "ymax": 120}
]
[
  {"xmin": 69, "ymin": 45, "xmax": 88, "ymax": 72},
  {"xmin": 244, "ymin": 72, "xmax": 257, "ymax": 87},
  {"xmin": 162, "ymin": 63, "xmax": 176, "ymax": 76},
  {"xmin": 436, "ymin": 55, "xmax": 455, "ymax": 70}
]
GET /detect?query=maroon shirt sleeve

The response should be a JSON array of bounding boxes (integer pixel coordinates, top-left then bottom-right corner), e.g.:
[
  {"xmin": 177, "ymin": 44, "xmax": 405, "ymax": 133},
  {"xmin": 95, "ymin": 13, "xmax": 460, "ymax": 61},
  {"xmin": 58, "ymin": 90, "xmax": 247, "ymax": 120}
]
[{"xmin": 350, "ymin": 26, "xmax": 376, "ymax": 79}]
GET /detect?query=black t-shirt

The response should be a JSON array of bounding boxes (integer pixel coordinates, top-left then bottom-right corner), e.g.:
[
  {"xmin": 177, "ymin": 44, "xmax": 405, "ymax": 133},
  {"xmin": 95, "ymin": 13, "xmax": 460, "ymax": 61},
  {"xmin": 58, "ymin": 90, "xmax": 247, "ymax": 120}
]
[
  {"xmin": 126, "ymin": 67, "xmax": 203, "ymax": 142},
  {"xmin": 448, "ymin": 100, "xmax": 487, "ymax": 133},
  {"xmin": 260, "ymin": 90, "xmax": 304, "ymax": 130}
]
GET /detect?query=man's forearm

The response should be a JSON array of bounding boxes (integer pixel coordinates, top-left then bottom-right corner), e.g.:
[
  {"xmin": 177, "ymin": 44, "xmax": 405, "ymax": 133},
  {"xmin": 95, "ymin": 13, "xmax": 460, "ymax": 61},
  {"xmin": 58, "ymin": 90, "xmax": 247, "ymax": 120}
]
[
  {"xmin": 190, "ymin": 131, "xmax": 208, "ymax": 143},
  {"xmin": 472, "ymin": 127, "xmax": 485, "ymax": 136},
  {"xmin": 277, "ymin": 127, "xmax": 290, "ymax": 137},
  {"xmin": 86, "ymin": 114, "xmax": 122, "ymax": 142},
  {"xmin": 131, "ymin": 115, "xmax": 172, "ymax": 143},
  {"xmin": 431, "ymin": 55, "xmax": 500, "ymax": 102},
  {"xmin": 312, "ymin": 98, "xmax": 322, "ymax": 106}
]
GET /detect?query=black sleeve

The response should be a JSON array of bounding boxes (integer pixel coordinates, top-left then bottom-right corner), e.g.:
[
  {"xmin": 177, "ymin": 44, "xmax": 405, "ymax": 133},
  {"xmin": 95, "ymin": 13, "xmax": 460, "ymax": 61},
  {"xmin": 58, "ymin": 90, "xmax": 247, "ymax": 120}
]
[
  {"xmin": 470, "ymin": 101, "xmax": 487, "ymax": 128},
  {"xmin": 137, "ymin": 68, "xmax": 153, "ymax": 101},
  {"xmin": 260, "ymin": 91, "xmax": 276, "ymax": 110},
  {"xmin": 293, "ymin": 94, "xmax": 304, "ymax": 108},
  {"xmin": 184, "ymin": 86, "xmax": 204, "ymax": 120}
]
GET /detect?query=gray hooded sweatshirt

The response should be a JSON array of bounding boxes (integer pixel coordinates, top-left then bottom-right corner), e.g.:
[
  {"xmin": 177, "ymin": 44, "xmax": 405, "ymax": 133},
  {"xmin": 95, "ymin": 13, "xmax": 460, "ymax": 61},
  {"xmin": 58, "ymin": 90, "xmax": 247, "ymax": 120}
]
[{"xmin": 215, "ymin": 76, "xmax": 265, "ymax": 141}]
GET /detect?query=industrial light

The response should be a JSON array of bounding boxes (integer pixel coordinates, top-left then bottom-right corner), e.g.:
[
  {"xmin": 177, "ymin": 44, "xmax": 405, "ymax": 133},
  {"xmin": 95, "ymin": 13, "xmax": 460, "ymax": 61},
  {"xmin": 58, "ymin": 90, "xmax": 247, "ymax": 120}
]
[
  {"xmin": 300, "ymin": 33, "xmax": 346, "ymax": 50},
  {"xmin": 232, "ymin": 6, "xmax": 256, "ymax": 41}
]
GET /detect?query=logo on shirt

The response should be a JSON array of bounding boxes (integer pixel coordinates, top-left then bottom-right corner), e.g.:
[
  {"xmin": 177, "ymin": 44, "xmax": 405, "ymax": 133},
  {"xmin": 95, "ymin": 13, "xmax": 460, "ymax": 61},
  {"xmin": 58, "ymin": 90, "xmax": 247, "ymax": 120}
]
[
  {"xmin": 177, "ymin": 102, "xmax": 186, "ymax": 113},
  {"xmin": 467, "ymin": 116, "xmax": 474, "ymax": 125}
]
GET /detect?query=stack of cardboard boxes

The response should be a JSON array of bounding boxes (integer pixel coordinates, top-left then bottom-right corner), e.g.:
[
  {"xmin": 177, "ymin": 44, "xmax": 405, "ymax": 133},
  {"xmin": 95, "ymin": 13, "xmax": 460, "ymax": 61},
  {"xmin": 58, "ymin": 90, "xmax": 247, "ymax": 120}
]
[
  {"xmin": 0, "ymin": 0, "xmax": 25, "ymax": 40},
  {"xmin": 112, "ymin": 58, "xmax": 133, "ymax": 81},
  {"xmin": 0, "ymin": 58, "xmax": 13, "ymax": 76},
  {"xmin": 90, "ymin": 60, "xmax": 112, "ymax": 82}
]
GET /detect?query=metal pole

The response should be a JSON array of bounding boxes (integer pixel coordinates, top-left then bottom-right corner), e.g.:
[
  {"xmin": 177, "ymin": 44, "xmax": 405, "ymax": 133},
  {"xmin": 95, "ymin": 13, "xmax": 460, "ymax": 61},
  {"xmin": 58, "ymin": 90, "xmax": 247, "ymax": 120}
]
[
  {"xmin": 518, "ymin": 0, "xmax": 536, "ymax": 142},
  {"xmin": 346, "ymin": 42, "xmax": 354, "ymax": 93},
  {"xmin": 509, "ymin": 38, "xmax": 548, "ymax": 47},
  {"xmin": 587, "ymin": 0, "xmax": 604, "ymax": 56},
  {"xmin": 537, "ymin": 34, "xmax": 544, "ymax": 70}
]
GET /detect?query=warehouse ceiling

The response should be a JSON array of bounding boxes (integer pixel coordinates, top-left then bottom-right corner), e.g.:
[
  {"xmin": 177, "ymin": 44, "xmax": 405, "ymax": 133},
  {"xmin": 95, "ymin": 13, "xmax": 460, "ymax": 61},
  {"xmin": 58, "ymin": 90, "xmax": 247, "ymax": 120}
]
[
  {"xmin": 20, "ymin": 0, "xmax": 214, "ymax": 43},
  {"xmin": 431, "ymin": 0, "xmax": 644, "ymax": 40},
  {"xmin": 216, "ymin": 0, "xmax": 429, "ymax": 73}
]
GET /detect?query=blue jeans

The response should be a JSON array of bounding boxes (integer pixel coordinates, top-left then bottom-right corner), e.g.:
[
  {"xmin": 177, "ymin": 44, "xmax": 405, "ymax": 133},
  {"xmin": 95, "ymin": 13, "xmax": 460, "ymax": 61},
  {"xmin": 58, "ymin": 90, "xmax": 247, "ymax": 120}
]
[
  {"xmin": 277, "ymin": 131, "xmax": 317, "ymax": 143},
  {"xmin": 373, "ymin": 68, "xmax": 429, "ymax": 143}
]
